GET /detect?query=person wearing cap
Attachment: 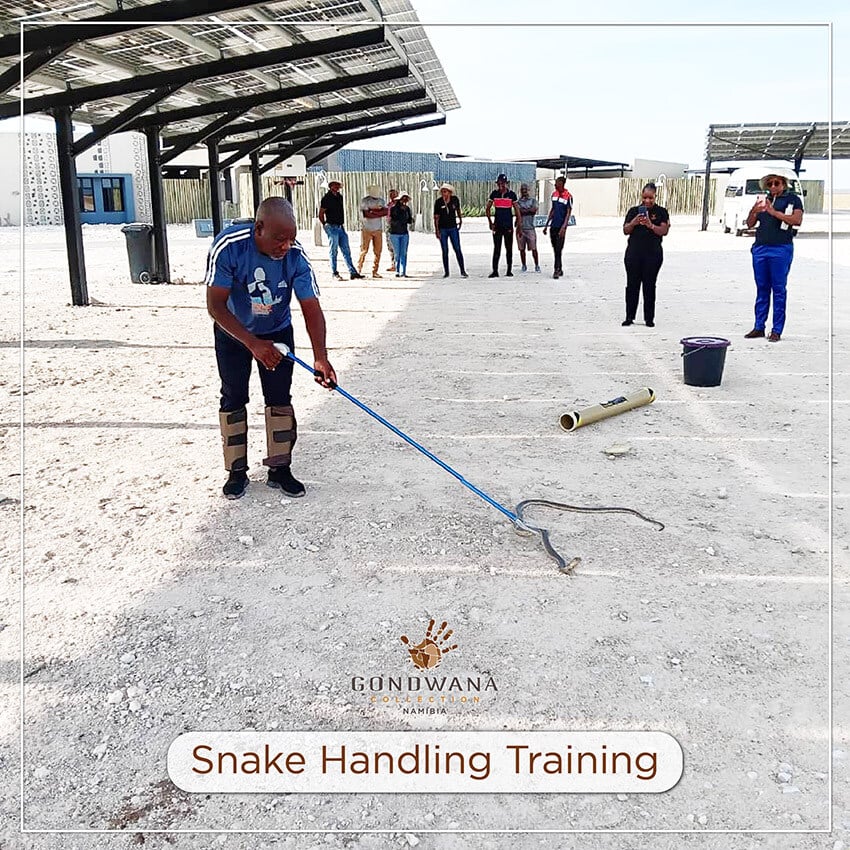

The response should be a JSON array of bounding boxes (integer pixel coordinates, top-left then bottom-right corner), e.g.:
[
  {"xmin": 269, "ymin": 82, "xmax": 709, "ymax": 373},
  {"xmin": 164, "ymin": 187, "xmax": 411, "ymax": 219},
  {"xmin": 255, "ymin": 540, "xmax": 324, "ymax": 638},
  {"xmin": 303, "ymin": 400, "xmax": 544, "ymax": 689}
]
[
  {"xmin": 433, "ymin": 183, "xmax": 468, "ymax": 279},
  {"xmin": 743, "ymin": 172, "xmax": 804, "ymax": 342},
  {"xmin": 517, "ymin": 182, "xmax": 540, "ymax": 273},
  {"xmin": 543, "ymin": 176, "xmax": 573, "ymax": 279},
  {"xmin": 318, "ymin": 180, "xmax": 363, "ymax": 281},
  {"xmin": 485, "ymin": 173, "xmax": 521, "ymax": 278},
  {"xmin": 385, "ymin": 187, "xmax": 399, "ymax": 272},
  {"xmin": 389, "ymin": 191, "xmax": 414, "ymax": 278},
  {"xmin": 357, "ymin": 184, "xmax": 389, "ymax": 278}
]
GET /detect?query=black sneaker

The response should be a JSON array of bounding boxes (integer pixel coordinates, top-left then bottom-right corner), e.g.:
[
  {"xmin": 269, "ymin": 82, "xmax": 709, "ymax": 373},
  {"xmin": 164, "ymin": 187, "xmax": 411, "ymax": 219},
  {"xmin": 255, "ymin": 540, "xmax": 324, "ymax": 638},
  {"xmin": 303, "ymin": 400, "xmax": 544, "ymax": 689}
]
[
  {"xmin": 460, "ymin": 271, "xmax": 469, "ymax": 278},
  {"xmin": 222, "ymin": 470, "xmax": 248, "ymax": 500},
  {"xmin": 646, "ymin": 321, "xmax": 655, "ymax": 327},
  {"xmin": 267, "ymin": 466, "xmax": 306, "ymax": 498},
  {"xmin": 350, "ymin": 272, "xmax": 365, "ymax": 280},
  {"xmin": 506, "ymin": 270, "xmax": 514, "ymax": 277},
  {"xmin": 622, "ymin": 319, "xmax": 633, "ymax": 326},
  {"xmin": 332, "ymin": 272, "xmax": 343, "ymax": 281},
  {"xmin": 443, "ymin": 272, "xmax": 450, "ymax": 278},
  {"xmin": 488, "ymin": 271, "xmax": 499, "ymax": 279}
]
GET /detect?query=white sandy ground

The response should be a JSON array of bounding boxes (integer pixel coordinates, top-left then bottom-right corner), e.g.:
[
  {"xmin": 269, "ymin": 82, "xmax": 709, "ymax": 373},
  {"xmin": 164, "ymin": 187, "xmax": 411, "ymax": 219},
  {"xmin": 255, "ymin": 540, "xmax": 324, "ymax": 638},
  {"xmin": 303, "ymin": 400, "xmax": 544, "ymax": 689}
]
[{"xmin": 0, "ymin": 211, "xmax": 848, "ymax": 850}]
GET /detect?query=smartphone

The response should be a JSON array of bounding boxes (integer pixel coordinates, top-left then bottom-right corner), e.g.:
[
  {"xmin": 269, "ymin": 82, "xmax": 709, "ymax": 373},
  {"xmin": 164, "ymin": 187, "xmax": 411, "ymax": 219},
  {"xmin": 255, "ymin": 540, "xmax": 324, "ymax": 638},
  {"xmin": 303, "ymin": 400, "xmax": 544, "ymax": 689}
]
[{"xmin": 637, "ymin": 205, "xmax": 647, "ymax": 216}]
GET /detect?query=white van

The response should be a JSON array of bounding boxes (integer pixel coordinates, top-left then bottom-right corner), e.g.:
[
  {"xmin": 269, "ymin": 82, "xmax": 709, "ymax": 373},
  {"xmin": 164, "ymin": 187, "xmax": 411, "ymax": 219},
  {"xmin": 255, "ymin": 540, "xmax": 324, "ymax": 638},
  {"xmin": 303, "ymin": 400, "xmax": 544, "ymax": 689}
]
[{"xmin": 721, "ymin": 166, "xmax": 804, "ymax": 236}]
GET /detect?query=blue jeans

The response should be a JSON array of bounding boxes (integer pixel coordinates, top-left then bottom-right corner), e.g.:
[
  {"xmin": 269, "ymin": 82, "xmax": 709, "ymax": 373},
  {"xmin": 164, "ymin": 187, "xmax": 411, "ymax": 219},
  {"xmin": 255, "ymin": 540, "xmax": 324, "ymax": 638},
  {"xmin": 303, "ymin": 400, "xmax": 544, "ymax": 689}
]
[
  {"xmin": 325, "ymin": 224, "xmax": 355, "ymax": 275},
  {"xmin": 389, "ymin": 233, "xmax": 409, "ymax": 275},
  {"xmin": 751, "ymin": 242, "xmax": 793, "ymax": 334},
  {"xmin": 439, "ymin": 227, "xmax": 465, "ymax": 274}
]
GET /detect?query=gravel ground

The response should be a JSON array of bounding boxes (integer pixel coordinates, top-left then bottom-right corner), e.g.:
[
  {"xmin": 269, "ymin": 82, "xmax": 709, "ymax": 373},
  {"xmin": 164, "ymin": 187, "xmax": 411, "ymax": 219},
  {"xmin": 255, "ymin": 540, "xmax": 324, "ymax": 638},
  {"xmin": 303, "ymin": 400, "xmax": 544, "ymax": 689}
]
[{"xmin": 0, "ymin": 212, "xmax": 848, "ymax": 850}]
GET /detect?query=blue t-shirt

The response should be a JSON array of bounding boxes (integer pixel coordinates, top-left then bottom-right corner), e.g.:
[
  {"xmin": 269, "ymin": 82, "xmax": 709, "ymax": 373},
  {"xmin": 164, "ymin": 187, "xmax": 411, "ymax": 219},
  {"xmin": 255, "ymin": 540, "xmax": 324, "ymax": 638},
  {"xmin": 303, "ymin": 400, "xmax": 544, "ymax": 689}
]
[
  {"xmin": 754, "ymin": 192, "xmax": 803, "ymax": 246},
  {"xmin": 204, "ymin": 223, "xmax": 320, "ymax": 334}
]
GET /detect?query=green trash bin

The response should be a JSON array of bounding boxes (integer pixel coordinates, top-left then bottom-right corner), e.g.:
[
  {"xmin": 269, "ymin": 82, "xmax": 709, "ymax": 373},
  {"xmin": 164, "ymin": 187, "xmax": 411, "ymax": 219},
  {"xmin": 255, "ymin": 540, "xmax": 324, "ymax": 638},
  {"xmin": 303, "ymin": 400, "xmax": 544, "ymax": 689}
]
[{"xmin": 121, "ymin": 223, "xmax": 155, "ymax": 284}]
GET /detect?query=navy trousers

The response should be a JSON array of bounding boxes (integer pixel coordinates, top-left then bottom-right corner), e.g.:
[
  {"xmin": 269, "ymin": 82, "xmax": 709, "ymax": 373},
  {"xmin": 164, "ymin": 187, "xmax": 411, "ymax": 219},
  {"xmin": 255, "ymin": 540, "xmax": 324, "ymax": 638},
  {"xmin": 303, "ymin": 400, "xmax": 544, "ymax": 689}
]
[{"xmin": 215, "ymin": 324, "xmax": 295, "ymax": 412}]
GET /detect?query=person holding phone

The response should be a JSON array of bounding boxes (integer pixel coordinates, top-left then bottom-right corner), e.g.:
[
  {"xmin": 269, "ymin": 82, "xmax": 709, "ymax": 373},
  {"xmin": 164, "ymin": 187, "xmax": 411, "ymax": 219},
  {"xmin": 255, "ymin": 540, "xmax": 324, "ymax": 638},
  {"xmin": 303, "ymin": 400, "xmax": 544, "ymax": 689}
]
[
  {"xmin": 621, "ymin": 182, "xmax": 670, "ymax": 327},
  {"xmin": 743, "ymin": 172, "xmax": 804, "ymax": 342}
]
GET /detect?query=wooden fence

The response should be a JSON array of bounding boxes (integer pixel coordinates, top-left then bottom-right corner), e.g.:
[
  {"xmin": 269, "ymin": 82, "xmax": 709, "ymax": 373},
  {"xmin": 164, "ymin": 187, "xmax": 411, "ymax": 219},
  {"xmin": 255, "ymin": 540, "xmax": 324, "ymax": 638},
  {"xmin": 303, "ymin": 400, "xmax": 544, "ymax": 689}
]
[
  {"xmin": 618, "ymin": 177, "xmax": 717, "ymax": 217},
  {"xmin": 168, "ymin": 173, "xmax": 820, "ymax": 224},
  {"xmin": 163, "ymin": 177, "xmax": 238, "ymax": 224}
]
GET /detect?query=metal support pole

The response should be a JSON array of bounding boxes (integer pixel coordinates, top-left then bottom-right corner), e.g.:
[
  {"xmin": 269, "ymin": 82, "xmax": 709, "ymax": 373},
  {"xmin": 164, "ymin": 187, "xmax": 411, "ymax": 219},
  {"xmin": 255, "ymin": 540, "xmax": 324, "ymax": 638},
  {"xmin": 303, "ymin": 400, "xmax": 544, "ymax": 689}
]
[
  {"xmin": 145, "ymin": 126, "xmax": 170, "ymax": 283},
  {"xmin": 283, "ymin": 182, "xmax": 293, "ymax": 204},
  {"xmin": 207, "ymin": 138, "xmax": 222, "ymax": 235},
  {"xmin": 53, "ymin": 106, "xmax": 88, "ymax": 306},
  {"xmin": 250, "ymin": 151, "xmax": 262, "ymax": 213},
  {"xmin": 700, "ymin": 157, "xmax": 712, "ymax": 231}
]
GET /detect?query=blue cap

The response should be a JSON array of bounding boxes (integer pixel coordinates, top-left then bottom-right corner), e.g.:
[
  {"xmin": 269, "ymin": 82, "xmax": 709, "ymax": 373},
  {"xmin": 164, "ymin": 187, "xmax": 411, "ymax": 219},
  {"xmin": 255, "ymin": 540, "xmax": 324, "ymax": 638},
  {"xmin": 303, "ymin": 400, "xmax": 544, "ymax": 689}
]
[{"xmin": 496, "ymin": 173, "xmax": 508, "ymax": 182}]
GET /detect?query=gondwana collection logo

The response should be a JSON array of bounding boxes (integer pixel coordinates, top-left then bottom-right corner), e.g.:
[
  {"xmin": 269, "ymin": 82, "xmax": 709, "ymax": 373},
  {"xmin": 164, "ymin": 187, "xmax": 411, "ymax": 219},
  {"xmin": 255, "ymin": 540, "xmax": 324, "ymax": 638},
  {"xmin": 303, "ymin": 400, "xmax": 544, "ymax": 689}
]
[{"xmin": 350, "ymin": 618, "xmax": 498, "ymax": 714}]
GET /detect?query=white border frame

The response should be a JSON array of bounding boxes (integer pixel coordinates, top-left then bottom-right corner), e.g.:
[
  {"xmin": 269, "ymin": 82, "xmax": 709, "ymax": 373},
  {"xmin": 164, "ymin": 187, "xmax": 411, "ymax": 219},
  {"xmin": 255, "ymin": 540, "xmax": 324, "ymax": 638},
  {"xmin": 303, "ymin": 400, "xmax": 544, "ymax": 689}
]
[{"xmin": 16, "ymin": 16, "xmax": 834, "ymax": 837}]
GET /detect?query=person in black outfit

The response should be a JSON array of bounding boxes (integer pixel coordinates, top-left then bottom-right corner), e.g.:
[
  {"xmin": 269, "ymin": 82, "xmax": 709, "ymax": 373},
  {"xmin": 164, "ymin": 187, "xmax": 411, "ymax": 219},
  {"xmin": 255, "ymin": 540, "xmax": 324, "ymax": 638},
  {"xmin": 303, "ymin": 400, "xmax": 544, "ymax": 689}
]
[
  {"xmin": 433, "ymin": 183, "xmax": 468, "ymax": 278},
  {"xmin": 621, "ymin": 182, "xmax": 670, "ymax": 327},
  {"xmin": 485, "ymin": 173, "xmax": 522, "ymax": 278}
]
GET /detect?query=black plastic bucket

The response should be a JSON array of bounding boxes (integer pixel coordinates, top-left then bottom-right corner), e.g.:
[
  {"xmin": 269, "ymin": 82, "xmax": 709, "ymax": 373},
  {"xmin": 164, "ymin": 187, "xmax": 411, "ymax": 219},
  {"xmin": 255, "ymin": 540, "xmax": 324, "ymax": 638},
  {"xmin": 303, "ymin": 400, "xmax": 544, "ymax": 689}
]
[{"xmin": 680, "ymin": 336, "xmax": 731, "ymax": 387}]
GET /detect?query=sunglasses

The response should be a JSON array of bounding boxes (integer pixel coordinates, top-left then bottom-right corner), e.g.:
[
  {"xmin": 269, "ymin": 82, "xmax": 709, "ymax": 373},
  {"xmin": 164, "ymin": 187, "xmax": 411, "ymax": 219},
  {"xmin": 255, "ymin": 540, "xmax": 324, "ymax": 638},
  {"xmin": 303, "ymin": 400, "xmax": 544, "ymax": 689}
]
[{"xmin": 766, "ymin": 179, "xmax": 785, "ymax": 187}]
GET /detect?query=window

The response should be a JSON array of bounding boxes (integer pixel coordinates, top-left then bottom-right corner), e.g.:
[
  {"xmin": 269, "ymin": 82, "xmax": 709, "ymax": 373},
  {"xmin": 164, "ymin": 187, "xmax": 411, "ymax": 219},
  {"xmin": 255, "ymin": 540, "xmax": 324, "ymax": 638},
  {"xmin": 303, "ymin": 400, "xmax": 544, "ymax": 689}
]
[
  {"xmin": 725, "ymin": 185, "xmax": 742, "ymax": 198},
  {"xmin": 101, "ymin": 177, "xmax": 125, "ymax": 212},
  {"xmin": 78, "ymin": 177, "xmax": 95, "ymax": 212}
]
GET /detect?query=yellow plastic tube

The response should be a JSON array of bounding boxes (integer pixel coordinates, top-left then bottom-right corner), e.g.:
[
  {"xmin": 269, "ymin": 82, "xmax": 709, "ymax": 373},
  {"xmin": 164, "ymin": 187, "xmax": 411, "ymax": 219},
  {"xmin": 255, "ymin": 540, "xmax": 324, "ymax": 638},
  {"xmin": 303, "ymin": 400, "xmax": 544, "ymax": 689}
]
[{"xmin": 559, "ymin": 387, "xmax": 656, "ymax": 432}]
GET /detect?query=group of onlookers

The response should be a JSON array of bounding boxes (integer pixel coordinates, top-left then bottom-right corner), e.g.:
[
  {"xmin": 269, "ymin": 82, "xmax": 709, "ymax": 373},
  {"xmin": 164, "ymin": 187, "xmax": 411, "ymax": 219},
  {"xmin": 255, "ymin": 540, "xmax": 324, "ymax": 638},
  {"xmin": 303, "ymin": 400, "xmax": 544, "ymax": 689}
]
[
  {"xmin": 317, "ymin": 170, "xmax": 802, "ymax": 339},
  {"xmin": 318, "ymin": 180, "xmax": 415, "ymax": 280},
  {"xmin": 317, "ymin": 173, "xmax": 576, "ymax": 282}
]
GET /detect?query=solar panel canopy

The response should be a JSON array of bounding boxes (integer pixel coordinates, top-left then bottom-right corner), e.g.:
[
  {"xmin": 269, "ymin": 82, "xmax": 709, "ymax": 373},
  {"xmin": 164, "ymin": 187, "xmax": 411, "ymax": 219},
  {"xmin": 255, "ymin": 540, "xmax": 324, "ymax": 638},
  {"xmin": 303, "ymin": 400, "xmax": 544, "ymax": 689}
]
[
  {"xmin": 706, "ymin": 122, "xmax": 850, "ymax": 162},
  {"xmin": 0, "ymin": 0, "xmax": 459, "ymax": 141}
]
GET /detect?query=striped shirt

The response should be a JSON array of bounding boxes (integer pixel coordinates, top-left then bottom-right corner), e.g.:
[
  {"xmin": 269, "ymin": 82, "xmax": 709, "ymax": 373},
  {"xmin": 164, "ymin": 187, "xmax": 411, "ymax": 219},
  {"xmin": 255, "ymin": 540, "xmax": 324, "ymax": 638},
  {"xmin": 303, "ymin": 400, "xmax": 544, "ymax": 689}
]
[
  {"xmin": 205, "ymin": 223, "xmax": 319, "ymax": 335},
  {"xmin": 489, "ymin": 189, "xmax": 518, "ymax": 228}
]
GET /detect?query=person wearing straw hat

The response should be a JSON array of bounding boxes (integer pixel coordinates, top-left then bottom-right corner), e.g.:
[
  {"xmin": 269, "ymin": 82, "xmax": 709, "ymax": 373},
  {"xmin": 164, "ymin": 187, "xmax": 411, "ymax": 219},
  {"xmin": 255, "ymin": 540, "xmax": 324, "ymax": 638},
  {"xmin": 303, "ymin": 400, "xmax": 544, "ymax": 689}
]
[
  {"xmin": 389, "ymin": 191, "xmax": 414, "ymax": 278},
  {"xmin": 357, "ymin": 184, "xmax": 389, "ymax": 278},
  {"xmin": 743, "ymin": 172, "xmax": 804, "ymax": 342},
  {"xmin": 433, "ymin": 183, "xmax": 468, "ymax": 278},
  {"xmin": 318, "ymin": 180, "xmax": 363, "ymax": 281}
]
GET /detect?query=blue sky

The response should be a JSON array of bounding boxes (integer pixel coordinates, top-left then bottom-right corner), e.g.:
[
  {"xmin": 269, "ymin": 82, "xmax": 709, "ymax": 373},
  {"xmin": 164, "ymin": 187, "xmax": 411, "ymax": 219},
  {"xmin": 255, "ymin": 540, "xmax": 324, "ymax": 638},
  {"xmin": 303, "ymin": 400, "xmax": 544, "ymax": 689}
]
[{"xmin": 359, "ymin": 0, "xmax": 850, "ymax": 186}]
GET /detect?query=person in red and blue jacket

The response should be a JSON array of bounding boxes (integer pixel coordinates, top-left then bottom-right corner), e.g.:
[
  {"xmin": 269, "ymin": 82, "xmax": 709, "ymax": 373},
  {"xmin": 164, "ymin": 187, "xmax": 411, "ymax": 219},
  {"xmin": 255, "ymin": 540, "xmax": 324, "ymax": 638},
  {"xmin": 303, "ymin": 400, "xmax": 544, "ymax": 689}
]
[{"xmin": 543, "ymin": 176, "xmax": 573, "ymax": 279}]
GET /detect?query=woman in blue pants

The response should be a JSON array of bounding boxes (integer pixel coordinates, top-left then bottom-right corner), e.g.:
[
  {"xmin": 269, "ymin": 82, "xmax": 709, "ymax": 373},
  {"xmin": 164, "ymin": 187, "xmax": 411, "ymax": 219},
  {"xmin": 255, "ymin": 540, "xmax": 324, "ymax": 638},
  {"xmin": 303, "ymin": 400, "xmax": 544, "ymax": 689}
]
[
  {"xmin": 389, "ymin": 191, "xmax": 413, "ymax": 277},
  {"xmin": 744, "ymin": 173, "xmax": 804, "ymax": 342}
]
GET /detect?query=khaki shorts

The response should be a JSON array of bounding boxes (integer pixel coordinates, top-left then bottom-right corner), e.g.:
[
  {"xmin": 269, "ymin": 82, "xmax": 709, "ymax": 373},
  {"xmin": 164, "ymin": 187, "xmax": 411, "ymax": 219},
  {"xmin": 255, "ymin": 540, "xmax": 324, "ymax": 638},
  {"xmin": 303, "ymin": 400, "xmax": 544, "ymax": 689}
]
[{"xmin": 517, "ymin": 229, "xmax": 537, "ymax": 251}]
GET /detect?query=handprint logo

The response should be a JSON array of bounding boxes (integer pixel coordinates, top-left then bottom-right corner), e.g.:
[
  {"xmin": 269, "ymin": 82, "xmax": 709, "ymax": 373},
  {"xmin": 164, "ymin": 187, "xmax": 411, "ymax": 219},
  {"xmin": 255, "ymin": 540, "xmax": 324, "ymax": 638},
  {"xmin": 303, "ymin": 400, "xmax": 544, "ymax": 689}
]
[{"xmin": 400, "ymin": 619, "xmax": 458, "ymax": 670}]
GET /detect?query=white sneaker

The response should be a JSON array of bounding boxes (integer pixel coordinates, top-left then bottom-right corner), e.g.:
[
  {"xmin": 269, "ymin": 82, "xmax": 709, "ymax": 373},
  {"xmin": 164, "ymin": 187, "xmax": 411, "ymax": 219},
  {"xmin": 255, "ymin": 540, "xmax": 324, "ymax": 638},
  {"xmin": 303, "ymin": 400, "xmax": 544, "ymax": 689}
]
[{"xmin": 521, "ymin": 265, "xmax": 527, "ymax": 272}]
